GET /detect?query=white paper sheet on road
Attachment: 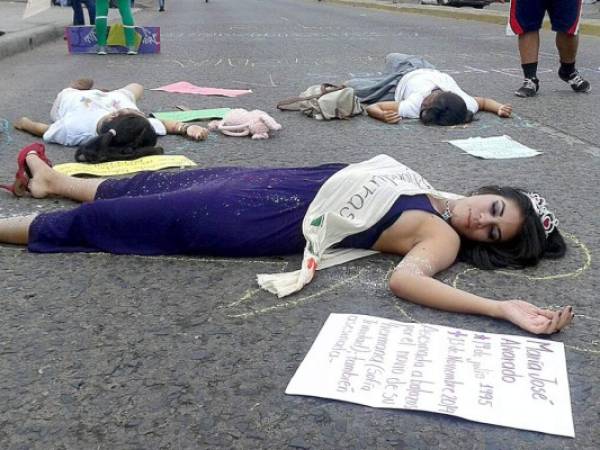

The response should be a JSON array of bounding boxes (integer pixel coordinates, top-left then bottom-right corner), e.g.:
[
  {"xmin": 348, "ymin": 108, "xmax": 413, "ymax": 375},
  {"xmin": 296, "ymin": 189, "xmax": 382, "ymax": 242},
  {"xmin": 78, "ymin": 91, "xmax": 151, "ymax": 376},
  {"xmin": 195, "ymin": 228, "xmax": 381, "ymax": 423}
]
[
  {"xmin": 286, "ymin": 314, "xmax": 574, "ymax": 437},
  {"xmin": 448, "ymin": 135, "xmax": 542, "ymax": 159},
  {"xmin": 23, "ymin": 0, "xmax": 51, "ymax": 19}
]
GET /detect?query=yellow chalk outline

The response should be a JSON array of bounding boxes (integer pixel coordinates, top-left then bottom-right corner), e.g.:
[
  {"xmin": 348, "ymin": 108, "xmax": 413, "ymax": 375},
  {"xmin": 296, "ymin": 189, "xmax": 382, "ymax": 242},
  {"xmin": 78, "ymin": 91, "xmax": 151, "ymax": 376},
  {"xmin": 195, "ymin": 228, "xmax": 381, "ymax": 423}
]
[
  {"xmin": 100, "ymin": 241, "xmax": 600, "ymax": 355},
  {"xmin": 225, "ymin": 269, "xmax": 365, "ymax": 319},
  {"xmin": 452, "ymin": 232, "xmax": 591, "ymax": 288},
  {"xmin": 6, "ymin": 235, "xmax": 595, "ymax": 354},
  {"xmin": 450, "ymin": 232, "xmax": 597, "ymax": 355}
]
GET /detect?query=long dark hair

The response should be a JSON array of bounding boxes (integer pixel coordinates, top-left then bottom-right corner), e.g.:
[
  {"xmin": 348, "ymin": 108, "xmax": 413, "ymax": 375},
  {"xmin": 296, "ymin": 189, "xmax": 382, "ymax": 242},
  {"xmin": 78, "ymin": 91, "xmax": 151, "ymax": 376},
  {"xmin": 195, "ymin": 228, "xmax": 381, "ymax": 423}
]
[
  {"xmin": 458, "ymin": 186, "xmax": 566, "ymax": 269},
  {"xmin": 75, "ymin": 113, "xmax": 163, "ymax": 163},
  {"xmin": 420, "ymin": 92, "xmax": 474, "ymax": 126}
]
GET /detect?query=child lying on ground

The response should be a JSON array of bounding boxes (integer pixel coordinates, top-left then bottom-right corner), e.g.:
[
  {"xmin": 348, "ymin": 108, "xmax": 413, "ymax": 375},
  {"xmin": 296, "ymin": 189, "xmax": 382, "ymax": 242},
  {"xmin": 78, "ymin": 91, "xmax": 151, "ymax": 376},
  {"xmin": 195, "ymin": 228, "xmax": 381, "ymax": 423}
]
[{"xmin": 14, "ymin": 79, "xmax": 209, "ymax": 163}]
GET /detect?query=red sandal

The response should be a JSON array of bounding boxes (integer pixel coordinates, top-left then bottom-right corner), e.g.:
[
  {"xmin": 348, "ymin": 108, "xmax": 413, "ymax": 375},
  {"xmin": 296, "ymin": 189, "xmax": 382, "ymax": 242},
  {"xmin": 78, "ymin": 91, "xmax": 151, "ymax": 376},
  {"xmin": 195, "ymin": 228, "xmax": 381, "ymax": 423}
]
[{"xmin": 0, "ymin": 143, "xmax": 52, "ymax": 197}]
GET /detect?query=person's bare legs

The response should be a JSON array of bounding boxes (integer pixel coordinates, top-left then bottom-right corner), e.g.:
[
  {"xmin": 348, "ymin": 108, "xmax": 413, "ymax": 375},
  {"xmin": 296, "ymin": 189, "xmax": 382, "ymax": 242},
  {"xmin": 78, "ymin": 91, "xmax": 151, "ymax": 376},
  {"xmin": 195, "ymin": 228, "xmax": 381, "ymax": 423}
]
[
  {"xmin": 515, "ymin": 31, "xmax": 541, "ymax": 97},
  {"xmin": 14, "ymin": 80, "xmax": 93, "ymax": 137},
  {"xmin": 13, "ymin": 117, "xmax": 49, "ymax": 137},
  {"xmin": 0, "ymin": 214, "xmax": 36, "ymax": 245},
  {"xmin": 26, "ymin": 153, "xmax": 104, "ymax": 202},
  {"xmin": 555, "ymin": 32, "xmax": 590, "ymax": 91},
  {"xmin": 518, "ymin": 31, "xmax": 540, "ymax": 64},
  {"xmin": 0, "ymin": 154, "xmax": 105, "ymax": 246},
  {"xmin": 555, "ymin": 32, "xmax": 577, "ymax": 64},
  {"xmin": 69, "ymin": 78, "xmax": 94, "ymax": 90}
]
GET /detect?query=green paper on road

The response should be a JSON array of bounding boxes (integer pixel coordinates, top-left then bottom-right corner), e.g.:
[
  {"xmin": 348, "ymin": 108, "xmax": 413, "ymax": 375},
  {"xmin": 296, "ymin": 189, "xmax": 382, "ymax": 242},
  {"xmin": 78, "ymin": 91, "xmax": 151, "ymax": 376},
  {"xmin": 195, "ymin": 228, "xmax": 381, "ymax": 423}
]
[{"xmin": 152, "ymin": 108, "xmax": 231, "ymax": 122}]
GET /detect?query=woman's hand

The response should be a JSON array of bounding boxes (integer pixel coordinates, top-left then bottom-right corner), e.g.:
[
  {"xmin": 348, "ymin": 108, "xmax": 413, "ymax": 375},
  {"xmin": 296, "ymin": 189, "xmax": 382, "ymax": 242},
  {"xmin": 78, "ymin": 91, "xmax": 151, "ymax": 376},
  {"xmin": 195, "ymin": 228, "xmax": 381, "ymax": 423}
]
[
  {"xmin": 186, "ymin": 125, "xmax": 209, "ymax": 141},
  {"xmin": 497, "ymin": 104, "xmax": 512, "ymax": 118},
  {"xmin": 499, "ymin": 300, "xmax": 573, "ymax": 334}
]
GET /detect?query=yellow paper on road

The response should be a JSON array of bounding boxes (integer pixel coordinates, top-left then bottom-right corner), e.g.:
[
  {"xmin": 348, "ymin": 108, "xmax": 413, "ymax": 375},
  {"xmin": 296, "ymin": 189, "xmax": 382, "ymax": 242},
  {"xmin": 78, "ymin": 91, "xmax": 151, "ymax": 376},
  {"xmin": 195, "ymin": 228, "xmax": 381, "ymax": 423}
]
[
  {"xmin": 53, "ymin": 155, "xmax": 197, "ymax": 177},
  {"xmin": 106, "ymin": 24, "xmax": 142, "ymax": 49}
]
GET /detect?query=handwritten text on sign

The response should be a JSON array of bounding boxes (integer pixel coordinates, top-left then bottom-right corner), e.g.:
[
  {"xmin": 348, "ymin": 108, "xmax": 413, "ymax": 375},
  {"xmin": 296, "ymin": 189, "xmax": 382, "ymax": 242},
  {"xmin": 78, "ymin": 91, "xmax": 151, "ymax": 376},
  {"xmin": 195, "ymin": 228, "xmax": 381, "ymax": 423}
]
[{"xmin": 286, "ymin": 314, "xmax": 574, "ymax": 437}]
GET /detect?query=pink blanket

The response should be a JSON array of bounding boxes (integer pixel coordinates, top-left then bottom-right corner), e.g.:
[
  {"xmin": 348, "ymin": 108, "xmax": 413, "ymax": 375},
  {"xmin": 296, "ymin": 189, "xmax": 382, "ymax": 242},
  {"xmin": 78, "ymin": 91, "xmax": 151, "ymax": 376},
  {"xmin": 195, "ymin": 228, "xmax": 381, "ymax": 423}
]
[{"xmin": 151, "ymin": 81, "xmax": 252, "ymax": 97}]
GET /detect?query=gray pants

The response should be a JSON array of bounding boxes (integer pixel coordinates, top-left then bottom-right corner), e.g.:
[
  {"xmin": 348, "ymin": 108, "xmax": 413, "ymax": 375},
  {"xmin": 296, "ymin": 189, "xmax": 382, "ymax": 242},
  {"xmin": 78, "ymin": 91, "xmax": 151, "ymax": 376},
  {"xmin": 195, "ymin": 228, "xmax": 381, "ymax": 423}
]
[{"xmin": 344, "ymin": 53, "xmax": 435, "ymax": 104}]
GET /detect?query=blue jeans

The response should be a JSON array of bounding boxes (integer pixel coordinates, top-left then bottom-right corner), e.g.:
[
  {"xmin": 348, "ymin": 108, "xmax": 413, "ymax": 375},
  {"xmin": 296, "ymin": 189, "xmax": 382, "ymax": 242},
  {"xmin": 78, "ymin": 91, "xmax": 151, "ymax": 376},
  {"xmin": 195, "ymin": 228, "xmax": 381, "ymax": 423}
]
[
  {"xmin": 71, "ymin": 0, "xmax": 96, "ymax": 25},
  {"xmin": 158, "ymin": 0, "xmax": 165, "ymax": 9}
]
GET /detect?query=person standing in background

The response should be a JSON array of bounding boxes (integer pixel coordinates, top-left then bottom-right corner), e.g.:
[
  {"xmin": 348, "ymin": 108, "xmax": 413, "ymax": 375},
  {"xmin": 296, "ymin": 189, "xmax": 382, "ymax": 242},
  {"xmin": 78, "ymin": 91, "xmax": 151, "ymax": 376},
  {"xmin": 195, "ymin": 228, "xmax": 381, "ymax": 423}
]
[
  {"xmin": 507, "ymin": 0, "xmax": 591, "ymax": 97},
  {"xmin": 95, "ymin": 0, "xmax": 137, "ymax": 55},
  {"xmin": 71, "ymin": 0, "xmax": 96, "ymax": 26}
]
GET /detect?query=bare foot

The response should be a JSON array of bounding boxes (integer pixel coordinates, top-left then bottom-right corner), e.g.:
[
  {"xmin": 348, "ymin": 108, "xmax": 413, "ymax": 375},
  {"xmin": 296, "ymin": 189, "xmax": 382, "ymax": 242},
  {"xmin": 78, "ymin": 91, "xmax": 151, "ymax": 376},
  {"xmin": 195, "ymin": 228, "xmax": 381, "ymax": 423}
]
[
  {"xmin": 69, "ymin": 78, "xmax": 94, "ymax": 90},
  {"xmin": 25, "ymin": 153, "xmax": 56, "ymax": 198}
]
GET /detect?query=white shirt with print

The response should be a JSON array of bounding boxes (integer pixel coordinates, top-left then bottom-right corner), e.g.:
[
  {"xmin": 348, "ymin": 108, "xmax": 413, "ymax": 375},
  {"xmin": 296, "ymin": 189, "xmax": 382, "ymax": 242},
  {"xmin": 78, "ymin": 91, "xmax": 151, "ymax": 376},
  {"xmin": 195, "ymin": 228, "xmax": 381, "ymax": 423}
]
[{"xmin": 44, "ymin": 88, "xmax": 166, "ymax": 146}]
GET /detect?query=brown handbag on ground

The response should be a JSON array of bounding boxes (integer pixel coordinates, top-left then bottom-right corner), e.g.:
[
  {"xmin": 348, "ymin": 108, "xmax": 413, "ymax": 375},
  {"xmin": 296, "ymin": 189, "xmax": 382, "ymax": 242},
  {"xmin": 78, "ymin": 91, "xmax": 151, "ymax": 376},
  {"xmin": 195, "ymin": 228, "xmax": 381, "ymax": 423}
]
[{"xmin": 276, "ymin": 83, "xmax": 364, "ymax": 120}]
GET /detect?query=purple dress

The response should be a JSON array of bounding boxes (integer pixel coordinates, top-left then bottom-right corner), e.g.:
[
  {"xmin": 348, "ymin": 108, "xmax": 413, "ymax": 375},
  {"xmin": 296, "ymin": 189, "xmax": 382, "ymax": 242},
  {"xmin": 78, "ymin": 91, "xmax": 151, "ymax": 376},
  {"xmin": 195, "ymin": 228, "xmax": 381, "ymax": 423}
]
[
  {"xmin": 28, "ymin": 164, "xmax": 439, "ymax": 256},
  {"xmin": 29, "ymin": 164, "xmax": 344, "ymax": 256}
]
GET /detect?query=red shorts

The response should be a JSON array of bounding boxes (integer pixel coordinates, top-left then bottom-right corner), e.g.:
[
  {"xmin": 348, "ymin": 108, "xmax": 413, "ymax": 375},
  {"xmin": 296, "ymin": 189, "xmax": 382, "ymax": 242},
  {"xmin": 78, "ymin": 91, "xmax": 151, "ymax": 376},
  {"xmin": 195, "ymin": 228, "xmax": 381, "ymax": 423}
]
[{"xmin": 509, "ymin": 0, "xmax": 583, "ymax": 35}]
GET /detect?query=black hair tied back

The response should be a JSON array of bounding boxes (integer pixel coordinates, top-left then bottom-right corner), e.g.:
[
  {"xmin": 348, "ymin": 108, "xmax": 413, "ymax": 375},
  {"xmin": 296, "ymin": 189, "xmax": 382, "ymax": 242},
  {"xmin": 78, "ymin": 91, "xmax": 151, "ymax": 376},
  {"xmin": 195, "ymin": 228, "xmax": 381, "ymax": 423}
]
[{"xmin": 75, "ymin": 113, "xmax": 164, "ymax": 163}]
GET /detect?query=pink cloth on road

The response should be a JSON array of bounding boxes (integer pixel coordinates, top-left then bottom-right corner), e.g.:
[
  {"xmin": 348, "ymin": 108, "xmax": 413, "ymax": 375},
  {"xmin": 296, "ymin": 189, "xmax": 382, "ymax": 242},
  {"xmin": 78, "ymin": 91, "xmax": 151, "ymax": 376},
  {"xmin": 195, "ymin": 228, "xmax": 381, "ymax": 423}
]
[{"xmin": 151, "ymin": 82, "xmax": 252, "ymax": 97}]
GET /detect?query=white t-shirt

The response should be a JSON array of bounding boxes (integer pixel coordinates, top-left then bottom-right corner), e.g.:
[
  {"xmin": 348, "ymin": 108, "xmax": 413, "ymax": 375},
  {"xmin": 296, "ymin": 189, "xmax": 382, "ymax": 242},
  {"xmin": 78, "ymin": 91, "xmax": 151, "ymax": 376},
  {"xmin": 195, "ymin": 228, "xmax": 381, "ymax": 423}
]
[
  {"xmin": 43, "ymin": 88, "xmax": 167, "ymax": 146},
  {"xmin": 394, "ymin": 69, "xmax": 479, "ymax": 118}
]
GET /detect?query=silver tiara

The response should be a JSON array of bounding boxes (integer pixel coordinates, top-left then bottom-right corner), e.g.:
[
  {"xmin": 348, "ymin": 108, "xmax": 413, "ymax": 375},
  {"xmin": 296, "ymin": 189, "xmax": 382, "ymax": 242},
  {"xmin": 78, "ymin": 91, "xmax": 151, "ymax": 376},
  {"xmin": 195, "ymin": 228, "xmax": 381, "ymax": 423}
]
[{"xmin": 526, "ymin": 193, "xmax": 559, "ymax": 237}]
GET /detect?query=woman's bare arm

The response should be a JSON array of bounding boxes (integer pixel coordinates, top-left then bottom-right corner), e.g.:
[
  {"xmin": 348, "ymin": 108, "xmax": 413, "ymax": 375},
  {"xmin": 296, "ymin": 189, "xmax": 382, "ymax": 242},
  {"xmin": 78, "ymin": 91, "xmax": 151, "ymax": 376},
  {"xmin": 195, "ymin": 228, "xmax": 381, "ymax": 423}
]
[
  {"xmin": 366, "ymin": 101, "xmax": 402, "ymax": 124},
  {"xmin": 389, "ymin": 233, "xmax": 572, "ymax": 334},
  {"xmin": 474, "ymin": 97, "xmax": 512, "ymax": 118}
]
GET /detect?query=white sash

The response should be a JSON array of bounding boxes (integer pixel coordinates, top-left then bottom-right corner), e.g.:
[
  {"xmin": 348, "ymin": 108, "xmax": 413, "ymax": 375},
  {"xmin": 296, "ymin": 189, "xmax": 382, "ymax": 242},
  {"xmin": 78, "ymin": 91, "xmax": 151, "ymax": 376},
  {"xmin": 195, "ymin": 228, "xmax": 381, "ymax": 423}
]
[{"xmin": 257, "ymin": 154, "xmax": 461, "ymax": 297}]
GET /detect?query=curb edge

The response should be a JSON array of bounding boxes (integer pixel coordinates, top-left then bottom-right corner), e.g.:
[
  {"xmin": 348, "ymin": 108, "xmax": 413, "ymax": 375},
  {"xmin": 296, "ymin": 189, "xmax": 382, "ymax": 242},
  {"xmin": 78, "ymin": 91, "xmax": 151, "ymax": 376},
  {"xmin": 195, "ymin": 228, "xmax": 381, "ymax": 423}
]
[{"xmin": 0, "ymin": 24, "xmax": 65, "ymax": 61}]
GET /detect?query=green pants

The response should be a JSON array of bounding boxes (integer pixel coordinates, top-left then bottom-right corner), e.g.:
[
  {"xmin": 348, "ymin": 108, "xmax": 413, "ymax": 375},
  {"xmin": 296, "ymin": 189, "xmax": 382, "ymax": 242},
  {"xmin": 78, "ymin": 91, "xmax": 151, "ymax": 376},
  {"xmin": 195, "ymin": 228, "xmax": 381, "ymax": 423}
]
[{"xmin": 95, "ymin": 0, "xmax": 136, "ymax": 48}]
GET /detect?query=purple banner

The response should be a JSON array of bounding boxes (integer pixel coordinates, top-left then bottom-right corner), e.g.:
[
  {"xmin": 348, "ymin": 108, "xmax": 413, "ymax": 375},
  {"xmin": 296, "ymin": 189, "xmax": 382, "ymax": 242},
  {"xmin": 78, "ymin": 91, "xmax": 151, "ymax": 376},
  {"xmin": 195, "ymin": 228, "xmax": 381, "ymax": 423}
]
[{"xmin": 65, "ymin": 26, "xmax": 161, "ymax": 54}]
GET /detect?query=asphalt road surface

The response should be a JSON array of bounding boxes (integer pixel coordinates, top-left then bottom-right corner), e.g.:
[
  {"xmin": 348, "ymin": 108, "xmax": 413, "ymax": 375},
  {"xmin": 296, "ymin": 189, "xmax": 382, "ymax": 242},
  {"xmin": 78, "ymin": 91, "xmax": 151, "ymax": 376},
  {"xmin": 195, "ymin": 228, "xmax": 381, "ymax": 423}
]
[{"xmin": 0, "ymin": 0, "xmax": 599, "ymax": 448}]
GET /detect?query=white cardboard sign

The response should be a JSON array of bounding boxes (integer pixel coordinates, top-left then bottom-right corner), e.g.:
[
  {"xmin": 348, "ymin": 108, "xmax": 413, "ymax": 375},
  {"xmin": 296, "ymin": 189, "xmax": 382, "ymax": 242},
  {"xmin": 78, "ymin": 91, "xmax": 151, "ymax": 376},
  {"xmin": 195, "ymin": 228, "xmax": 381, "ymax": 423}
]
[
  {"xmin": 448, "ymin": 135, "xmax": 542, "ymax": 159},
  {"xmin": 286, "ymin": 314, "xmax": 574, "ymax": 437}
]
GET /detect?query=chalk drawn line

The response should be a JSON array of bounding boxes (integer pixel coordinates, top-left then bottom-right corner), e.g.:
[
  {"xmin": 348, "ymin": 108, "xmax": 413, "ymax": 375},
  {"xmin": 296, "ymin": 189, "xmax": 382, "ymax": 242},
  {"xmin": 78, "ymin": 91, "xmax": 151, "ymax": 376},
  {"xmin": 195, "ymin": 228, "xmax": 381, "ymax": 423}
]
[
  {"xmin": 449, "ymin": 232, "xmax": 597, "ymax": 354},
  {"xmin": 0, "ymin": 118, "xmax": 14, "ymax": 147},
  {"xmin": 451, "ymin": 232, "xmax": 591, "ymax": 287},
  {"xmin": 224, "ymin": 269, "xmax": 365, "ymax": 319},
  {"xmin": 2, "ymin": 233, "xmax": 594, "ymax": 352}
]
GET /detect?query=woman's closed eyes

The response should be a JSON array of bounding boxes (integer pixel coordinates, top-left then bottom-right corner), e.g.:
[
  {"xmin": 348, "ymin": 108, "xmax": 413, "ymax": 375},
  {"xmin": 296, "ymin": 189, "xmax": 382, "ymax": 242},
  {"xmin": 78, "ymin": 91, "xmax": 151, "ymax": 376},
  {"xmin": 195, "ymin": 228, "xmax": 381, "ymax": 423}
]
[{"xmin": 489, "ymin": 200, "xmax": 505, "ymax": 241}]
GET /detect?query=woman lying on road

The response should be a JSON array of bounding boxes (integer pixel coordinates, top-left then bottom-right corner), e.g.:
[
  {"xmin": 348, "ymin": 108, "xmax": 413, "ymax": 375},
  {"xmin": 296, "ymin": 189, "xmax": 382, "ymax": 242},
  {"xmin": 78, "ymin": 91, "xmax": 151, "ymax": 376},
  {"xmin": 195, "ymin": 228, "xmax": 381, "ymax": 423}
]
[
  {"xmin": 12, "ymin": 80, "xmax": 208, "ymax": 190},
  {"xmin": 0, "ymin": 148, "xmax": 571, "ymax": 335}
]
